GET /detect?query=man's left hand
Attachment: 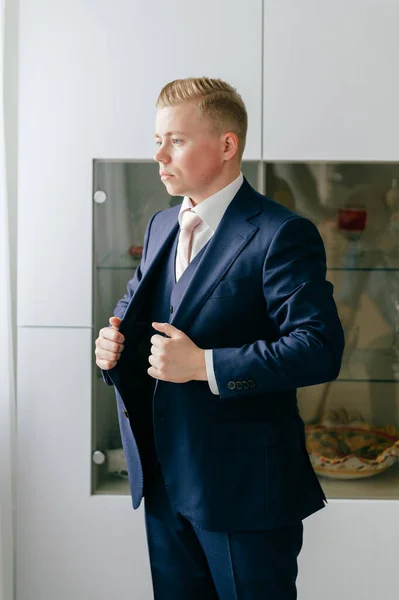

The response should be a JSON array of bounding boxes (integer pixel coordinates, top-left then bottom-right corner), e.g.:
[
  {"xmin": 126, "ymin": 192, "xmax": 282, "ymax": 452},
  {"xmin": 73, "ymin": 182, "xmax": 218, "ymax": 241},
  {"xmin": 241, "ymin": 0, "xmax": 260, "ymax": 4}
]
[{"xmin": 148, "ymin": 322, "xmax": 207, "ymax": 383}]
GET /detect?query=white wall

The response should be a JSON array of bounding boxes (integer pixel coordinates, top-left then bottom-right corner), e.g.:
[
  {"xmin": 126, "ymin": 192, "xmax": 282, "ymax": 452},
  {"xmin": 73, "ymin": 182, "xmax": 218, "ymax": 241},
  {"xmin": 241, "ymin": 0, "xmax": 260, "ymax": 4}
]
[
  {"xmin": 12, "ymin": 1, "xmax": 399, "ymax": 599},
  {"xmin": 4, "ymin": 0, "xmax": 17, "ymax": 374},
  {"xmin": 15, "ymin": 2, "xmax": 262, "ymax": 599},
  {"xmin": 1, "ymin": 0, "xmax": 18, "ymax": 597}
]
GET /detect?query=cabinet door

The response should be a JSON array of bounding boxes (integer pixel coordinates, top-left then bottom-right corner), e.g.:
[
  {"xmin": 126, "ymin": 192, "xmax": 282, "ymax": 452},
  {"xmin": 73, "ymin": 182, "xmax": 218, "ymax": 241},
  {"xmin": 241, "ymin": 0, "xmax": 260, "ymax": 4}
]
[
  {"xmin": 297, "ymin": 504, "xmax": 399, "ymax": 600},
  {"xmin": 18, "ymin": 0, "xmax": 262, "ymax": 327},
  {"xmin": 263, "ymin": 0, "xmax": 399, "ymax": 161},
  {"xmin": 17, "ymin": 327, "xmax": 153, "ymax": 600}
]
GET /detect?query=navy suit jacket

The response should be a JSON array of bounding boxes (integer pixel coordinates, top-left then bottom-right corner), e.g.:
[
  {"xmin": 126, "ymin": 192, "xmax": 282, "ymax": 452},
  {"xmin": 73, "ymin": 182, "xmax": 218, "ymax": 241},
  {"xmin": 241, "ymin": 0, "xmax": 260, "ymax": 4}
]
[{"xmin": 102, "ymin": 177, "xmax": 345, "ymax": 531}]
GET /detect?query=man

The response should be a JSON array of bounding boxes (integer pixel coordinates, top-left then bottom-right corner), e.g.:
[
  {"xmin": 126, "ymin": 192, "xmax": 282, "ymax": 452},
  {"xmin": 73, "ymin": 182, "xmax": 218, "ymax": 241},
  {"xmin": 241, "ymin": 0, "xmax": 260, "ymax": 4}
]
[{"xmin": 95, "ymin": 77, "xmax": 345, "ymax": 599}]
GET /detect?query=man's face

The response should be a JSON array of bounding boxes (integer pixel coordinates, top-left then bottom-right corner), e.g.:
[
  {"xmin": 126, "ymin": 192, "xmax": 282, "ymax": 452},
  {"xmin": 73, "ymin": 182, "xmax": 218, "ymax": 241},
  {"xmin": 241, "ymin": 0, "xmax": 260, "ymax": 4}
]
[{"xmin": 154, "ymin": 102, "xmax": 228, "ymax": 203}]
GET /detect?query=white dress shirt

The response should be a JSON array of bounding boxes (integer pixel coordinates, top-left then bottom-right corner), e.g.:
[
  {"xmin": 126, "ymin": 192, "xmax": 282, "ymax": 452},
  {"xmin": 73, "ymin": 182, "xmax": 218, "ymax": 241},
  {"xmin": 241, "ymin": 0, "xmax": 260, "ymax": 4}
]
[{"xmin": 176, "ymin": 171, "xmax": 244, "ymax": 395}]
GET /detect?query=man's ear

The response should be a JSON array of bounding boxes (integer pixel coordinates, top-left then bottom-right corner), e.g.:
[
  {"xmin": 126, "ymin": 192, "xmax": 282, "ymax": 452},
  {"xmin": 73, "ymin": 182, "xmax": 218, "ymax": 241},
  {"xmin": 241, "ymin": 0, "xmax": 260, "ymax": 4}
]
[{"xmin": 223, "ymin": 131, "xmax": 239, "ymax": 160}]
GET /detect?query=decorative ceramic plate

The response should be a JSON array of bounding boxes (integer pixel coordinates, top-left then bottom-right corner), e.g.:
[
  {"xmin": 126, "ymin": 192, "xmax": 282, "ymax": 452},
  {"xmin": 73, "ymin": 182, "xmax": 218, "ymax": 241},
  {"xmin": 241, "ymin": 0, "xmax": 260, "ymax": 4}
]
[{"xmin": 305, "ymin": 416, "xmax": 399, "ymax": 479}]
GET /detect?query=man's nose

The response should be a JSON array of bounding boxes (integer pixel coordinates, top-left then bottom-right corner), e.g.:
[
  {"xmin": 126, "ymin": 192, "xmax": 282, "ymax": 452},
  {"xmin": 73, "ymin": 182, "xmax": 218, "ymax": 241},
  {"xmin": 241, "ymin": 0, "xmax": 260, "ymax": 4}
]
[{"xmin": 153, "ymin": 145, "xmax": 170, "ymax": 163}]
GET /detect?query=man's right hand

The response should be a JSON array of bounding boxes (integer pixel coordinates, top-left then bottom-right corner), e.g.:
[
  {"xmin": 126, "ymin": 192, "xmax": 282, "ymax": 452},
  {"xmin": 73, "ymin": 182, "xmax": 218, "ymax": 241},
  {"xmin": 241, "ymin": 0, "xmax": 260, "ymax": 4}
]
[{"xmin": 95, "ymin": 316, "xmax": 125, "ymax": 370}]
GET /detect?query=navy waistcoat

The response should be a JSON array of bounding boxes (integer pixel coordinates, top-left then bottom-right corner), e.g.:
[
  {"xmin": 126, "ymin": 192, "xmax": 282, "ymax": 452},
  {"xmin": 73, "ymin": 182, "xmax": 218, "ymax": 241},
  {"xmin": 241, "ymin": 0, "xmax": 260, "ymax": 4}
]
[{"xmin": 139, "ymin": 228, "xmax": 209, "ymax": 492}]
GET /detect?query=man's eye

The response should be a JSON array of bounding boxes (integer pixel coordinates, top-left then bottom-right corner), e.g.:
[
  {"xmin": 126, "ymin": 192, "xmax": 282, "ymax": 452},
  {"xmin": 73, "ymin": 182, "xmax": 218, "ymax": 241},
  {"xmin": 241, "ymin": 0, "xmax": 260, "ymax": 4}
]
[
  {"xmin": 155, "ymin": 141, "xmax": 162, "ymax": 147},
  {"xmin": 172, "ymin": 139, "xmax": 182, "ymax": 145}
]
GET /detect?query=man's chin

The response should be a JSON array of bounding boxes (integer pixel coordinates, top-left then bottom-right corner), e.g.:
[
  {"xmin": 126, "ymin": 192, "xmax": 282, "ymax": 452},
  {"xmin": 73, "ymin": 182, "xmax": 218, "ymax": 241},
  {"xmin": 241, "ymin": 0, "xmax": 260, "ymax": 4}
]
[{"xmin": 163, "ymin": 180, "xmax": 185, "ymax": 196}]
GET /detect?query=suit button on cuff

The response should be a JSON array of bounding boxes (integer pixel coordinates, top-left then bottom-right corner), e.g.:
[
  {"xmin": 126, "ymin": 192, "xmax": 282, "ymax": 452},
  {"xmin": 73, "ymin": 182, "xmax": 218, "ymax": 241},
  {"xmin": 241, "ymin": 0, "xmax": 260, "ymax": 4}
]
[
  {"xmin": 242, "ymin": 381, "xmax": 249, "ymax": 390},
  {"xmin": 228, "ymin": 381, "xmax": 236, "ymax": 390},
  {"xmin": 235, "ymin": 381, "xmax": 243, "ymax": 390},
  {"xmin": 248, "ymin": 380, "xmax": 256, "ymax": 389}
]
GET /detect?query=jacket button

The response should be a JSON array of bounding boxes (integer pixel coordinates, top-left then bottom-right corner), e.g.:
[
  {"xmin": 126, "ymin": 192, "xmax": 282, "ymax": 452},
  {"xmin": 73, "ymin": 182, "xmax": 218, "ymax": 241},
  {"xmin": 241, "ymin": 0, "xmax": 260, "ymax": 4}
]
[
  {"xmin": 228, "ymin": 381, "xmax": 236, "ymax": 390},
  {"xmin": 123, "ymin": 408, "xmax": 129, "ymax": 419},
  {"xmin": 248, "ymin": 380, "xmax": 256, "ymax": 389},
  {"xmin": 235, "ymin": 381, "xmax": 243, "ymax": 390},
  {"xmin": 170, "ymin": 306, "xmax": 173, "ymax": 313},
  {"xmin": 242, "ymin": 381, "xmax": 249, "ymax": 390}
]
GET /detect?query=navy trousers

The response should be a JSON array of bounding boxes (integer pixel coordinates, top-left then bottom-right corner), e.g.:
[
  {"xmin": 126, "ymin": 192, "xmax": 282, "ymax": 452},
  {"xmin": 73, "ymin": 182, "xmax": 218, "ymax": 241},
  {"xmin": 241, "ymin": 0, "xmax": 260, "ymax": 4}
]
[{"xmin": 144, "ymin": 464, "xmax": 303, "ymax": 600}]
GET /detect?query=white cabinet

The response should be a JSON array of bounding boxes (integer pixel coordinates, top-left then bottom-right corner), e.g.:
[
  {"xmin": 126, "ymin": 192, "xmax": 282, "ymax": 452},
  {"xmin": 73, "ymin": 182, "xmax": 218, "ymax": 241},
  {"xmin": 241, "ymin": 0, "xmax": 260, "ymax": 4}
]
[
  {"xmin": 17, "ymin": 0, "xmax": 262, "ymax": 327},
  {"xmin": 16, "ymin": 327, "xmax": 153, "ymax": 600},
  {"xmin": 298, "ymin": 503, "xmax": 399, "ymax": 599},
  {"xmin": 263, "ymin": 0, "xmax": 399, "ymax": 161},
  {"xmin": 16, "ymin": 2, "xmax": 399, "ymax": 599}
]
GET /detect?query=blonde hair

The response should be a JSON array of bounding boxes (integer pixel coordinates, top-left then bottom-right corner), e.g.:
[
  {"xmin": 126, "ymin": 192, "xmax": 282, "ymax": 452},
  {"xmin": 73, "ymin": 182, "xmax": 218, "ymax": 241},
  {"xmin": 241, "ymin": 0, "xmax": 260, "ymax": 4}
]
[{"xmin": 156, "ymin": 77, "xmax": 248, "ymax": 162}]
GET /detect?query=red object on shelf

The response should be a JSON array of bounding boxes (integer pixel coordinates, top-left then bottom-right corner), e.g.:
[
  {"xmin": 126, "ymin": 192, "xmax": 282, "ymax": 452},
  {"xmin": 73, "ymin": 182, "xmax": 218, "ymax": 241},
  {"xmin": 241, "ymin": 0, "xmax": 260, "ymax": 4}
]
[
  {"xmin": 337, "ymin": 206, "xmax": 367, "ymax": 232},
  {"xmin": 128, "ymin": 245, "xmax": 143, "ymax": 258}
]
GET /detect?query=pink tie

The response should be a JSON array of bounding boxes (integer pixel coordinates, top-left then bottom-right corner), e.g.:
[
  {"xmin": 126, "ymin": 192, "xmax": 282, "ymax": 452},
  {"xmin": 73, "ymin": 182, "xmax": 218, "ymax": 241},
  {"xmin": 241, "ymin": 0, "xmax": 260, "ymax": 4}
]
[{"xmin": 175, "ymin": 209, "xmax": 203, "ymax": 281}]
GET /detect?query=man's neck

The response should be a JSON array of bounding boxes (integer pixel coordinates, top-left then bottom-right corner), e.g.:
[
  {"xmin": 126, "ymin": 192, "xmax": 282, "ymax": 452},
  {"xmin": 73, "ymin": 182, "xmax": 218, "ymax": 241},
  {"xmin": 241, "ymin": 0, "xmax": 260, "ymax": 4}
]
[{"xmin": 190, "ymin": 169, "xmax": 241, "ymax": 206}]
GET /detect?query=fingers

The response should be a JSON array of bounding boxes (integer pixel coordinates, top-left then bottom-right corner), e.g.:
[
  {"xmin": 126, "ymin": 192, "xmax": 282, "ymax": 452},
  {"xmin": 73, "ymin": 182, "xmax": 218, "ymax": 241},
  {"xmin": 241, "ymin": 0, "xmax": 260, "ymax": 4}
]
[
  {"xmin": 102, "ymin": 326, "xmax": 125, "ymax": 344},
  {"xmin": 95, "ymin": 343, "xmax": 123, "ymax": 360},
  {"xmin": 95, "ymin": 326, "xmax": 125, "ymax": 370},
  {"xmin": 96, "ymin": 335, "xmax": 124, "ymax": 354},
  {"xmin": 150, "ymin": 334, "xmax": 171, "ymax": 347},
  {"xmin": 96, "ymin": 357, "xmax": 119, "ymax": 370},
  {"xmin": 152, "ymin": 322, "xmax": 180, "ymax": 338},
  {"xmin": 95, "ymin": 343, "xmax": 123, "ymax": 370},
  {"xmin": 150, "ymin": 344, "xmax": 163, "ymax": 357},
  {"xmin": 109, "ymin": 316, "xmax": 122, "ymax": 329},
  {"xmin": 148, "ymin": 354, "xmax": 157, "ymax": 367}
]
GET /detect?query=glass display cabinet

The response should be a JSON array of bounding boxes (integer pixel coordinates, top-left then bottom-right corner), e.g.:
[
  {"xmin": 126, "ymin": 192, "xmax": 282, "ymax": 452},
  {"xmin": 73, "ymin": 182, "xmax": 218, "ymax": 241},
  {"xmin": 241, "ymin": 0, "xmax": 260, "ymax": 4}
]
[
  {"xmin": 91, "ymin": 160, "xmax": 260, "ymax": 494},
  {"xmin": 266, "ymin": 162, "xmax": 399, "ymax": 499},
  {"xmin": 92, "ymin": 160, "xmax": 399, "ymax": 499}
]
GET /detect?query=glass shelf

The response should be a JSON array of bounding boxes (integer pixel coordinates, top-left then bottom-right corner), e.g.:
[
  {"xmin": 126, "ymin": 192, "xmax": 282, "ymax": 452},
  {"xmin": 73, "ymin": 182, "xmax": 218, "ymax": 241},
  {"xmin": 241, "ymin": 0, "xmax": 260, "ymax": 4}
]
[
  {"xmin": 97, "ymin": 251, "xmax": 141, "ymax": 270},
  {"xmin": 96, "ymin": 475, "xmax": 130, "ymax": 496},
  {"xmin": 319, "ymin": 463, "xmax": 399, "ymax": 500},
  {"xmin": 95, "ymin": 460, "xmax": 399, "ymax": 501},
  {"xmin": 97, "ymin": 250, "xmax": 399, "ymax": 272},
  {"xmin": 95, "ymin": 443, "xmax": 399, "ymax": 500}
]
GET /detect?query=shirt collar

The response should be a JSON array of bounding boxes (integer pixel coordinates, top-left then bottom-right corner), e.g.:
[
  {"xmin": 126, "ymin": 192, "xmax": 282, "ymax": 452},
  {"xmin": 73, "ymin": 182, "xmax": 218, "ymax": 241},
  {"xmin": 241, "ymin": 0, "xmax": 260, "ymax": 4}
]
[{"xmin": 178, "ymin": 172, "xmax": 244, "ymax": 232}]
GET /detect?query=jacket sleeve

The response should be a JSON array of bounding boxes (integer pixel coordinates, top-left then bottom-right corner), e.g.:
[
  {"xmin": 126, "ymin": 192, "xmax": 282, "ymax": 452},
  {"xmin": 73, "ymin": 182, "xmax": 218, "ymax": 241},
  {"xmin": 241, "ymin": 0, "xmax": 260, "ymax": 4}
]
[
  {"xmin": 100, "ymin": 211, "xmax": 160, "ymax": 386},
  {"xmin": 212, "ymin": 216, "xmax": 345, "ymax": 400}
]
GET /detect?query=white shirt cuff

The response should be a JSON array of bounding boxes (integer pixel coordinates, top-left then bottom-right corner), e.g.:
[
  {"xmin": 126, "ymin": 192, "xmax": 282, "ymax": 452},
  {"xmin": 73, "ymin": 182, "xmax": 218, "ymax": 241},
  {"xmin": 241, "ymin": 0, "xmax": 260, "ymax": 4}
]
[{"xmin": 204, "ymin": 349, "xmax": 220, "ymax": 395}]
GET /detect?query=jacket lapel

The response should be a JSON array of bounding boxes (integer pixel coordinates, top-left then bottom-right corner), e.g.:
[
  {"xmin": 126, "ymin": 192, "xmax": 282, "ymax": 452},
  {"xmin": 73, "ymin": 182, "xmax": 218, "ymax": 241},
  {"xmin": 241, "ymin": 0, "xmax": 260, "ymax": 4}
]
[
  {"xmin": 120, "ymin": 178, "xmax": 263, "ymax": 334},
  {"xmin": 170, "ymin": 179, "xmax": 262, "ymax": 332},
  {"xmin": 118, "ymin": 207, "xmax": 180, "ymax": 332}
]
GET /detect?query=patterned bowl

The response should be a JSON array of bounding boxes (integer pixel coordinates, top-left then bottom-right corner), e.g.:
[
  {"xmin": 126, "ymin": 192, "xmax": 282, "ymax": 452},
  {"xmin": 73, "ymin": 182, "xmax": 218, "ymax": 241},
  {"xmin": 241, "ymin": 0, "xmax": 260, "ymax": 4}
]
[{"xmin": 305, "ymin": 412, "xmax": 399, "ymax": 479}]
